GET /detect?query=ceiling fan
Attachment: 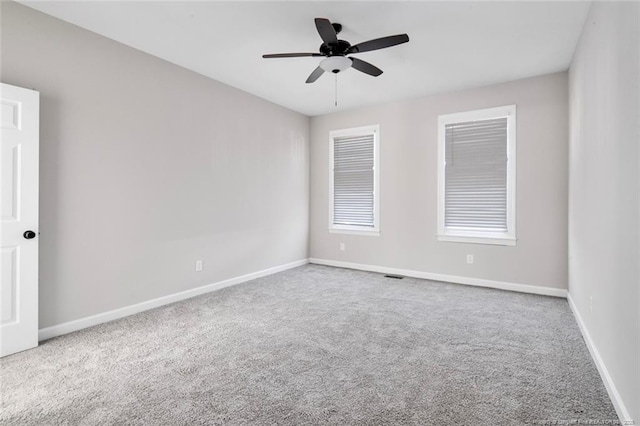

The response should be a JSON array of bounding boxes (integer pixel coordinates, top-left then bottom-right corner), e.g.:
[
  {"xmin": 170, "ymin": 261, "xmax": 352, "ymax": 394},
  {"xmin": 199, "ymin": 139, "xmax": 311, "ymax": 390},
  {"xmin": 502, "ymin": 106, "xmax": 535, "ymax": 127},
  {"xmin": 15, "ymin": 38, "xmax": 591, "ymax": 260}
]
[{"xmin": 262, "ymin": 18, "xmax": 410, "ymax": 83}]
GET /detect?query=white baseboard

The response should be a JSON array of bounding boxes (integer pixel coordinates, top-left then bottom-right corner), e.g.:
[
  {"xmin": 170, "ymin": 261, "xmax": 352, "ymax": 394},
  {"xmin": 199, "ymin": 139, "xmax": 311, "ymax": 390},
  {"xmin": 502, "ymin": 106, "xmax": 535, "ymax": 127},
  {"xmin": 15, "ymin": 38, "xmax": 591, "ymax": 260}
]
[
  {"xmin": 38, "ymin": 259, "xmax": 310, "ymax": 341},
  {"xmin": 567, "ymin": 294, "xmax": 634, "ymax": 425},
  {"xmin": 309, "ymin": 258, "xmax": 567, "ymax": 298}
]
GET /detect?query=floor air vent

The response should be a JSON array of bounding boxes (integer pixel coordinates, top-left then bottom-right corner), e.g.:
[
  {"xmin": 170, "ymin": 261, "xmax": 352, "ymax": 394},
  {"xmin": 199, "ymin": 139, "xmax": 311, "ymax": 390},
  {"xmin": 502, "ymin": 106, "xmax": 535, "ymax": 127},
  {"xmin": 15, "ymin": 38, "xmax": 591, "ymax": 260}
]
[{"xmin": 384, "ymin": 274, "xmax": 404, "ymax": 279}]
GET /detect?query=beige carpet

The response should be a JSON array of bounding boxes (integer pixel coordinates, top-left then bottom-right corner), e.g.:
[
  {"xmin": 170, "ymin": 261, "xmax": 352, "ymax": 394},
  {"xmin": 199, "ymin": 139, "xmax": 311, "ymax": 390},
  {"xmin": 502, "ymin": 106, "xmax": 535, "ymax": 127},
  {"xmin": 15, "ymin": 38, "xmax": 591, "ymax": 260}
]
[{"xmin": 0, "ymin": 265, "xmax": 618, "ymax": 425}]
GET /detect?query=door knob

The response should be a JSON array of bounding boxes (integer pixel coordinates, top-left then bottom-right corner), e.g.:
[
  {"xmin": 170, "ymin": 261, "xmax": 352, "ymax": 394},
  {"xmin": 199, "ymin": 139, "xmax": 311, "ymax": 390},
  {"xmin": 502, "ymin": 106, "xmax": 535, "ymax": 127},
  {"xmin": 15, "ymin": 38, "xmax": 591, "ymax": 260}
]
[{"xmin": 23, "ymin": 230, "xmax": 36, "ymax": 239}]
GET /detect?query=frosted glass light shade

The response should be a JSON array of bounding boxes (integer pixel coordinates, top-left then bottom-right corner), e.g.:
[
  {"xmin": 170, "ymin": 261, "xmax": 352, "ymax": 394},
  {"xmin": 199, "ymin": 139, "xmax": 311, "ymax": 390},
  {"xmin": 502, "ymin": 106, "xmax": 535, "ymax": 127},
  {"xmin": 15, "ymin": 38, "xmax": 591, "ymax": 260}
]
[{"xmin": 320, "ymin": 56, "xmax": 352, "ymax": 73}]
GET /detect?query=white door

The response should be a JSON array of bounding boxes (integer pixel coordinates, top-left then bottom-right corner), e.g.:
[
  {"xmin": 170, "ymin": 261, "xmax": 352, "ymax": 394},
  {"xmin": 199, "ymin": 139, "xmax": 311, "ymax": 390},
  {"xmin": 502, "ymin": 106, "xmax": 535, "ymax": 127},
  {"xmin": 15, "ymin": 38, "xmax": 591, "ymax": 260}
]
[{"xmin": 0, "ymin": 83, "xmax": 39, "ymax": 357}]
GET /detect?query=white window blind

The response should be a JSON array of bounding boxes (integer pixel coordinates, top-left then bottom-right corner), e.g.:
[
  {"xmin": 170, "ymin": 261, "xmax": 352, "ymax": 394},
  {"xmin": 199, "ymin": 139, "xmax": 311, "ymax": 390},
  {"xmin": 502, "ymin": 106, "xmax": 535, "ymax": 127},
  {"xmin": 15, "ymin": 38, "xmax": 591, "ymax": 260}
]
[
  {"xmin": 333, "ymin": 133, "xmax": 375, "ymax": 227},
  {"xmin": 445, "ymin": 117, "xmax": 508, "ymax": 231},
  {"xmin": 437, "ymin": 104, "xmax": 516, "ymax": 246}
]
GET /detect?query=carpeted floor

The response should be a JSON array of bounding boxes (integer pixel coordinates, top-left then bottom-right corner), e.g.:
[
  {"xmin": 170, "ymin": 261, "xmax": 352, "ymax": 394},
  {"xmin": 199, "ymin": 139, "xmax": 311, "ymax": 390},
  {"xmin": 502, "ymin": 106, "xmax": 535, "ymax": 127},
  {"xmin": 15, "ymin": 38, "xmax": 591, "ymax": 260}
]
[{"xmin": 0, "ymin": 265, "xmax": 617, "ymax": 425}]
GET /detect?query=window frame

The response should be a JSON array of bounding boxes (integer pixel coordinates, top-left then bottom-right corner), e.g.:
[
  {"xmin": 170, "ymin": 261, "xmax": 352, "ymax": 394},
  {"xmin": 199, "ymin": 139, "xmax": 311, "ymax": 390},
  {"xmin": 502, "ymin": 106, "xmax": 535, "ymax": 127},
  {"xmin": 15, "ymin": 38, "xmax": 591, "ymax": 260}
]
[
  {"xmin": 437, "ymin": 105, "xmax": 517, "ymax": 246},
  {"xmin": 329, "ymin": 124, "xmax": 380, "ymax": 237}
]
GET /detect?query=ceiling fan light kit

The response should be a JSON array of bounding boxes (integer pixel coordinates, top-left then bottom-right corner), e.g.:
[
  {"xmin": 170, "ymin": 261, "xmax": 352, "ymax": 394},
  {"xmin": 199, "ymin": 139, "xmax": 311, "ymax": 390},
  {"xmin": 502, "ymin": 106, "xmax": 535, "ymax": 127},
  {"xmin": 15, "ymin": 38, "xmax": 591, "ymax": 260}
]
[
  {"xmin": 320, "ymin": 56, "xmax": 352, "ymax": 73},
  {"xmin": 262, "ymin": 17, "xmax": 409, "ymax": 85}
]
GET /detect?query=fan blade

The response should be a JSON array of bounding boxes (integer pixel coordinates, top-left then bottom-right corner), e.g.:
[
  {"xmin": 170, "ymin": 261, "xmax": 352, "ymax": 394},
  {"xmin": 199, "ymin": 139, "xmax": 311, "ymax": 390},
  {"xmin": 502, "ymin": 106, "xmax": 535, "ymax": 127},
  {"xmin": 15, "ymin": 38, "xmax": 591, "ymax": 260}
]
[
  {"xmin": 315, "ymin": 18, "xmax": 338, "ymax": 45},
  {"xmin": 262, "ymin": 53, "xmax": 323, "ymax": 58},
  {"xmin": 348, "ymin": 34, "xmax": 409, "ymax": 54},
  {"xmin": 305, "ymin": 66, "xmax": 325, "ymax": 84},
  {"xmin": 350, "ymin": 57, "xmax": 383, "ymax": 77}
]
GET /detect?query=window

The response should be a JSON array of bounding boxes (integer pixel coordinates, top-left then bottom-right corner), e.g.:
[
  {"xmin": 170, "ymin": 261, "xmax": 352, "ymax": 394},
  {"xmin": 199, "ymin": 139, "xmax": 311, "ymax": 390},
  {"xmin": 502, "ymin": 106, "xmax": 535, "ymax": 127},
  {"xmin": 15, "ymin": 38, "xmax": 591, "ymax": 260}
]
[
  {"xmin": 437, "ymin": 105, "xmax": 516, "ymax": 245},
  {"xmin": 329, "ymin": 125, "xmax": 380, "ymax": 236}
]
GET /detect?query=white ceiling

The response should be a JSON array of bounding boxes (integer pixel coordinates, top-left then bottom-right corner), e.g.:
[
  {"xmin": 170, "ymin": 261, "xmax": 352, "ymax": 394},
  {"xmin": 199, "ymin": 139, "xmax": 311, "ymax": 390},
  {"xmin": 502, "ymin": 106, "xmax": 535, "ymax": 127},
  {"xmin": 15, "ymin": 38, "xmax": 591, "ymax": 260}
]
[{"xmin": 21, "ymin": 1, "xmax": 590, "ymax": 116}]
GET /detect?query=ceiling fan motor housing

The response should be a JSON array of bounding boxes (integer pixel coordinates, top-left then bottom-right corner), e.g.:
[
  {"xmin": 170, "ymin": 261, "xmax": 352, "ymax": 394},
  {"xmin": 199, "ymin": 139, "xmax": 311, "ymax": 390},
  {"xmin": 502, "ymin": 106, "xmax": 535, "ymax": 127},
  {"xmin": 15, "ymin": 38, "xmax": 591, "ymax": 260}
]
[{"xmin": 319, "ymin": 39, "xmax": 352, "ymax": 56}]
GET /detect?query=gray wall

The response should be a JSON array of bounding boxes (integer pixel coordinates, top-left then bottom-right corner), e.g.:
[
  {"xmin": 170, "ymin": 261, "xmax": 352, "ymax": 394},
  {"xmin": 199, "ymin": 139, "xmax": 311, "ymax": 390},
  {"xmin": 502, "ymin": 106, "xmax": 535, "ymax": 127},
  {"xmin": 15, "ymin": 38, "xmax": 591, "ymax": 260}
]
[
  {"xmin": 310, "ymin": 72, "xmax": 569, "ymax": 290},
  {"xmin": 568, "ymin": 2, "xmax": 639, "ymax": 422},
  {"xmin": 1, "ymin": 2, "xmax": 310, "ymax": 329}
]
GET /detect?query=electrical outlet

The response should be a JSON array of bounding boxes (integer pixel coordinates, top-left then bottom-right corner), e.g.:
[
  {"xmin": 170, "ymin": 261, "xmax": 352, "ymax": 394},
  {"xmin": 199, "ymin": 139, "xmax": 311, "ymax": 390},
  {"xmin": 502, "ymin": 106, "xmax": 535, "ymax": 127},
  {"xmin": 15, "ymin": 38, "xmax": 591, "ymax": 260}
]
[
  {"xmin": 340, "ymin": 243, "xmax": 345, "ymax": 251},
  {"xmin": 195, "ymin": 260, "xmax": 203, "ymax": 272},
  {"xmin": 467, "ymin": 254, "xmax": 474, "ymax": 264}
]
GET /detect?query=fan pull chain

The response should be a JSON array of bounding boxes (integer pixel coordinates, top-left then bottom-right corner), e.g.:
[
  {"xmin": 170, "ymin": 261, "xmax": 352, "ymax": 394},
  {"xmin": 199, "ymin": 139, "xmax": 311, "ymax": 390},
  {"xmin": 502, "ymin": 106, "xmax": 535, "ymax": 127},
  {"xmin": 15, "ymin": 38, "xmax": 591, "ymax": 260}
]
[{"xmin": 335, "ymin": 73, "xmax": 339, "ymax": 107}]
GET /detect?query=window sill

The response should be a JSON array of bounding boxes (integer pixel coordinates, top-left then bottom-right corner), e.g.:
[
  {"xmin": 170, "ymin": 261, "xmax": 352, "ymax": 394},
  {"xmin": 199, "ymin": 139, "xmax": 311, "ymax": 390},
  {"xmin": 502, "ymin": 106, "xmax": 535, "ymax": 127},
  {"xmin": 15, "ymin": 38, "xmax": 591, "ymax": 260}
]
[
  {"xmin": 437, "ymin": 234, "xmax": 516, "ymax": 246},
  {"xmin": 330, "ymin": 226, "xmax": 380, "ymax": 237}
]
